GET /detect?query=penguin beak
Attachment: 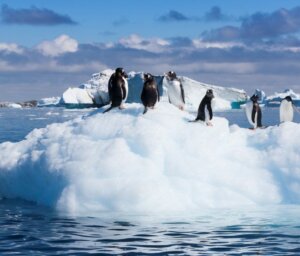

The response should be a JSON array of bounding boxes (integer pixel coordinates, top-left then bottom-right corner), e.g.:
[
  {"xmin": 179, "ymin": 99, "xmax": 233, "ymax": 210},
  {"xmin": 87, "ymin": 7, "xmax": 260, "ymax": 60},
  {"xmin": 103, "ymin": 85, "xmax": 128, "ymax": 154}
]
[{"xmin": 123, "ymin": 72, "xmax": 128, "ymax": 79}]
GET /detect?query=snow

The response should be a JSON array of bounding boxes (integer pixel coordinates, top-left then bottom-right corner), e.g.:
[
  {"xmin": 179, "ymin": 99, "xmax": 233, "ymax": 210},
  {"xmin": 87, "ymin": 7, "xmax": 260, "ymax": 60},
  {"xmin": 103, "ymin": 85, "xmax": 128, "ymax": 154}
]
[
  {"xmin": 0, "ymin": 102, "xmax": 300, "ymax": 216},
  {"xmin": 60, "ymin": 69, "xmax": 247, "ymax": 110}
]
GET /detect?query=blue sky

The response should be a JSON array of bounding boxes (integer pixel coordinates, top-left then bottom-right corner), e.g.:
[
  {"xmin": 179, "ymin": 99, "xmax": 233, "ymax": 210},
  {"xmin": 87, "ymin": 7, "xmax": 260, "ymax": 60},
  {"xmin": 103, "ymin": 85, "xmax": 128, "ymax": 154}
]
[{"xmin": 1, "ymin": 0, "xmax": 300, "ymax": 101}]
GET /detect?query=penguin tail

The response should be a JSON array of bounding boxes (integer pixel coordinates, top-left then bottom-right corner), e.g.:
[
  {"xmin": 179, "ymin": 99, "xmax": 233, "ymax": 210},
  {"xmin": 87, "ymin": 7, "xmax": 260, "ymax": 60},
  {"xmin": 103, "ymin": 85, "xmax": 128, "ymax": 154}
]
[
  {"xmin": 103, "ymin": 106, "xmax": 114, "ymax": 114},
  {"xmin": 143, "ymin": 107, "xmax": 148, "ymax": 114}
]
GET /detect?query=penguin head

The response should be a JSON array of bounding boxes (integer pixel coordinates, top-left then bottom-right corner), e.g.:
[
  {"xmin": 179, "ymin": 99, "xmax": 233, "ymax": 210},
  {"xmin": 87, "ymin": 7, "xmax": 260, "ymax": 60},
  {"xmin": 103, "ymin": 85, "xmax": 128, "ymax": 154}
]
[
  {"xmin": 166, "ymin": 71, "xmax": 177, "ymax": 80},
  {"xmin": 206, "ymin": 89, "xmax": 214, "ymax": 99},
  {"xmin": 115, "ymin": 67, "xmax": 128, "ymax": 78},
  {"xmin": 285, "ymin": 96, "xmax": 293, "ymax": 102},
  {"xmin": 143, "ymin": 73, "xmax": 153, "ymax": 81},
  {"xmin": 250, "ymin": 94, "xmax": 259, "ymax": 102}
]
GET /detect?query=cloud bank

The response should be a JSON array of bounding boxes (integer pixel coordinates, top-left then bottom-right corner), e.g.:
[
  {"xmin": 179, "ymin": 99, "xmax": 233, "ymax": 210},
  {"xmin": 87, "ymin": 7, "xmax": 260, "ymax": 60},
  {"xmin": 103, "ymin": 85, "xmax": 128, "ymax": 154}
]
[
  {"xmin": 2, "ymin": 6, "xmax": 300, "ymax": 101},
  {"xmin": 203, "ymin": 6, "xmax": 300, "ymax": 42},
  {"xmin": 158, "ymin": 10, "xmax": 189, "ymax": 22},
  {"xmin": 1, "ymin": 4, "xmax": 77, "ymax": 25},
  {"xmin": 158, "ymin": 7, "xmax": 232, "ymax": 23}
]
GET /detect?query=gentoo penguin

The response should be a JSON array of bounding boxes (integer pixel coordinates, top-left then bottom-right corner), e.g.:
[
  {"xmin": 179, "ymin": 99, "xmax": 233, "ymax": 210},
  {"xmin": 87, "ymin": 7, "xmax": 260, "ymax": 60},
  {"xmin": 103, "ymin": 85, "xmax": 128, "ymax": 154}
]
[
  {"xmin": 164, "ymin": 71, "xmax": 185, "ymax": 110},
  {"xmin": 194, "ymin": 89, "xmax": 214, "ymax": 125},
  {"xmin": 245, "ymin": 94, "xmax": 263, "ymax": 128},
  {"xmin": 103, "ymin": 67, "xmax": 128, "ymax": 113},
  {"xmin": 141, "ymin": 73, "xmax": 160, "ymax": 114},
  {"xmin": 280, "ymin": 96, "xmax": 294, "ymax": 122}
]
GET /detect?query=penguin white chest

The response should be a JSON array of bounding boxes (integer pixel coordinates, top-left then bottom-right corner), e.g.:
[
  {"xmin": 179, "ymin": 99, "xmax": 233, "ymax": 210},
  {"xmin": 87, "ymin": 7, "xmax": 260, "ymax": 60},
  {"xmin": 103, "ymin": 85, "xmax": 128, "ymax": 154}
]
[
  {"xmin": 166, "ymin": 80, "xmax": 184, "ymax": 107},
  {"xmin": 280, "ymin": 100, "xmax": 293, "ymax": 122},
  {"xmin": 245, "ymin": 101, "xmax": 257, "ymax": 128},
  {"xmin": 122, "ymin": 78, "xmax": 128, "ymax": 103}
]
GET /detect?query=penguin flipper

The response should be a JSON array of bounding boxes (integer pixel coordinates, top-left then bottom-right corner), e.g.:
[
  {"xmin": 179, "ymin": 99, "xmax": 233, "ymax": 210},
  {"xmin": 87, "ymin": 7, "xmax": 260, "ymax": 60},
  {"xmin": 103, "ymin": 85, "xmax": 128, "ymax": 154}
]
[
  {"xmin": 293, "ymin": 104, "xmax": 300, "ymax": 114},
  {"xmin": 180, "ymin": 82, "xmax": 185, "ymax": 103},
  {"xmin": 121, "ymin": 84, "xmax": 127, "ymax": 100}
]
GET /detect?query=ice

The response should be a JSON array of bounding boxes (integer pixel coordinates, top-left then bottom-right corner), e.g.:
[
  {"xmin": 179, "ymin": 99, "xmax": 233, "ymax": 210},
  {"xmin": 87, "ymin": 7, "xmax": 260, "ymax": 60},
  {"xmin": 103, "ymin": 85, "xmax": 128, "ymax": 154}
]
[
  {"xmin": 265, "ymin": 89, "xmax": 300, "ymax": 107},
  {"xmin": 60, "ymin": 69, "xmax": 247, "ymax": 110},
  {"xmin": 0, "ymin": 102, "xmax": 299, "ymax": 216},
  {"xmin": 37, "ymin": 97, "xmax": 61, "ymax": 107}
]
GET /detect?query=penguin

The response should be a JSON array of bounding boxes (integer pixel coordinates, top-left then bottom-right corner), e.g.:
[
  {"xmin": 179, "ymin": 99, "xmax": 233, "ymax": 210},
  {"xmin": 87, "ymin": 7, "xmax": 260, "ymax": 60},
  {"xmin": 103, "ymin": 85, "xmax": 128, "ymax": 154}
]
[
  {"xmin": 245, "ymin": 94, "xmax": 263, "ymax": 129},
  {"xmin": 194, "ymin": 89, "xmax": 214, "ymax": 126},
  {"xmin": 103, "ymin": 67, "xmax": 128, "ymax": 113},
  {"xmin": 141, "ymin": 73, "xmax": 160, "ymax": 114},
  {"xmin": 164, "ymin": 71, "xmax": 185, "ymax": 110},
  {"xmin": 280, "ymin": 96, "xmax": 294, "ymax": 123}
]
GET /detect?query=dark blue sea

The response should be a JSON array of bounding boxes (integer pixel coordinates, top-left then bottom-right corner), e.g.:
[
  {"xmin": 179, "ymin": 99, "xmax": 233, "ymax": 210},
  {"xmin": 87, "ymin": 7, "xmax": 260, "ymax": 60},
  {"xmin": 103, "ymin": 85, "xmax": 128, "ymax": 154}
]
[{"xmin": 0, "ymin": 107, "xmax": 300, "ymax": 255}]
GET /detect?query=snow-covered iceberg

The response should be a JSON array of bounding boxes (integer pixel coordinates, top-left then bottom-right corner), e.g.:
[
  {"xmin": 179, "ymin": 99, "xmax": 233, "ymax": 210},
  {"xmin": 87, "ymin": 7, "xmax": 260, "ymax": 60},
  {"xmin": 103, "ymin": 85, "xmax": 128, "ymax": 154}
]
[
  {"xmin": 61, "ymin": 69, "xmax": 113, "ymax": 108},
  {"xmin": 60, "ymin": 69, "xmax": 247, "ymax": 110},
  {"xmin": 37, "ymin": 97, "xmax": 62, "ymax": 107},
  {"xmin": 265, "ymin": 89, "xmax": 300, "ymax": 107},
  {"xmin": 1, "ymin": 102, "xmax": 22, "ymax": 109},
  {"xmin": 0, "ymin": 102, "xmax": 300, "ymax": 216},
  {"xmin": 0, "ymin": 100, "xmax": 37, "ymax": 108}
]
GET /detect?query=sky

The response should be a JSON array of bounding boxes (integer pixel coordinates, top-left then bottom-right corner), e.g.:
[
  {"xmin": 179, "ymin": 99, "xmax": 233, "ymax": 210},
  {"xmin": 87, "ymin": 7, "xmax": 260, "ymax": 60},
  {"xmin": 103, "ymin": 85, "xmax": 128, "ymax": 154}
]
[{"xmin": 1, "ymin": 0, "xmax": 300, "ymax": 101}]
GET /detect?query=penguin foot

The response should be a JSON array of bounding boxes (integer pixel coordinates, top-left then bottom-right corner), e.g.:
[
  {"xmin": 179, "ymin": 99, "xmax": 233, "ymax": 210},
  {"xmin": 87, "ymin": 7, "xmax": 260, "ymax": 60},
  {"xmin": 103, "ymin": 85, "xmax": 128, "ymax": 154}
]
[{"xmin": 119, "ymin": 105, "xmax": 125, "ymax": 110}]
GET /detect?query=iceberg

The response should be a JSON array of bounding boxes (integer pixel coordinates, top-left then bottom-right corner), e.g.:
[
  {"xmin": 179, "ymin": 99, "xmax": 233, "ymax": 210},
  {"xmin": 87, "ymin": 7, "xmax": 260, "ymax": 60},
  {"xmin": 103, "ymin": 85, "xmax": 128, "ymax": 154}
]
[
  {"xmin": 0, "ymin": 102, "xmax": 300, "ymax": 216},
  {"xmin": 61, "ymin": 69, "xmax": 113, "ymax": 108},
  {"xmin": 265, "ymin": 89, "xmax": 300, "ymax": 107},
  {"xmin": 37, "ymin": 97, "xmax": 62, "ymax": 107},
  {"xmin": 60, "ymin": 69, "xmax": 247, "ymax": 110},
  {"xmin": 0, "ymin": 101, "xmax": 37, "ymax": 108},
  {"xmin": 4, "ymin": 102, "xmax": 22, "ymax": 109}
]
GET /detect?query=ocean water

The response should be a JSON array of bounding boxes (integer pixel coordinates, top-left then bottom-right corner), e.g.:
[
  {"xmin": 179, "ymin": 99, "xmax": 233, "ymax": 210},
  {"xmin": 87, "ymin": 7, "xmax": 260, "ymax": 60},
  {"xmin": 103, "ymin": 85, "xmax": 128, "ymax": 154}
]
[{"xmin": 1, "ymin": 107, "xmax": 300, "ymax": 255}]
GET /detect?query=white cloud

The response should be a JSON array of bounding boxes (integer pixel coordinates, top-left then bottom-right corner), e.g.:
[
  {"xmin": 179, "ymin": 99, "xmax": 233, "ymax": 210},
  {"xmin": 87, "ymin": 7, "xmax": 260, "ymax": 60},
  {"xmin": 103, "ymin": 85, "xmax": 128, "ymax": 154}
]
[
  {"xmin": 118, "ymin": 34, "xmax": 170, "ymax": 53},
  {"xmin": 37, "ymin": 34, "xmax": 78, "ymax": 57},
  {"xmin": 201, "ymin": 62, "xmax": 256, "ymax": 74},
  {"xmin": 0, "ymin": 60, "xmax": 107, "ymax": 73},
  {"xmin": 193, "ymin": 39, "xmax": 244, "ymax": 49},
  {"xmin": 0, "ymin": 43, "xmax": 23, "ymax": 54}
]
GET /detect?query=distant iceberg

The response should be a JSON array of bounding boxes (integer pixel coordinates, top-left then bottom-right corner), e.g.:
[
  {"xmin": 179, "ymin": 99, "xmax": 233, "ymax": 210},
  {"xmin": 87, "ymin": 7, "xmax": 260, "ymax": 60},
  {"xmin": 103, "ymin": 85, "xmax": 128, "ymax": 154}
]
[
  {"xmin": 4, "ymin": 102, "xmax": 22, "ymax": 109},
  {"xmin": 0, "ymin": 100, "xmax": 37, "ymax": 108},
  {"xmin": 60, "ymin": 69, "xmax": 247, "ymax": 110},
  {"xmin": 265, "ymin": 89, "xmax": 300, "ymax": 107},
  {"xmin": 37, "ymin": 97, "xmax": 62, "ymax": 107}
]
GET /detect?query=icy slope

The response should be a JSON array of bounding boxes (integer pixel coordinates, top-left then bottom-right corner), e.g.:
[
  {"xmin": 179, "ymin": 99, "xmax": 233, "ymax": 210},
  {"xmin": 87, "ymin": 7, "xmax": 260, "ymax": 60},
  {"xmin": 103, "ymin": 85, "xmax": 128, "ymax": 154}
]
[{"xmin": 0, "ymin": 103, "xmax": 299, "ymax": 215}]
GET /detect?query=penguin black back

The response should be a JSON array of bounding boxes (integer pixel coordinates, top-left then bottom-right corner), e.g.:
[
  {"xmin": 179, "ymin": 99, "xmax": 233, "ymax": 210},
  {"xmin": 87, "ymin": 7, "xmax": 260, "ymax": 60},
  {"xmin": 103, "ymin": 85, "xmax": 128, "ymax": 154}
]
[
  {"xmin": 104, "ymin": 67, "xmax": 128, "ymax": 113},
  {"xmin": 141, "ymin": 73, "xmax": 160, "ymax": 114},
  {"xmin": 250, "ymin": 94, "xmax": 262, "ymax": 127},
  {"xmin": 195, "ymin": 89, "xmax": 214, "ymax": 122}
]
